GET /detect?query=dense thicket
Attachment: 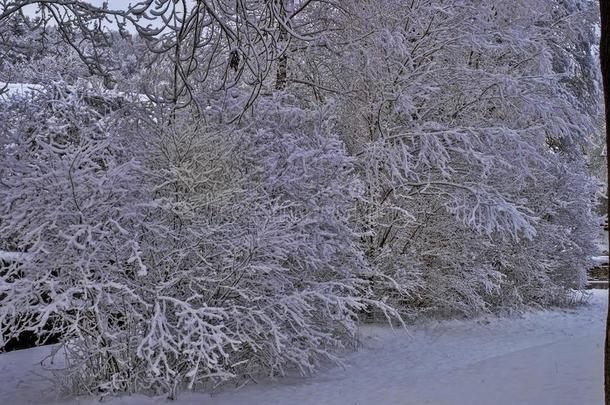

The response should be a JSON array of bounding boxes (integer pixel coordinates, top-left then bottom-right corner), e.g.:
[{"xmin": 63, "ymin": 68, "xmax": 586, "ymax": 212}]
[{"xmin": 0, "ymin": 0, "xmax": 604, "ymax": 399}]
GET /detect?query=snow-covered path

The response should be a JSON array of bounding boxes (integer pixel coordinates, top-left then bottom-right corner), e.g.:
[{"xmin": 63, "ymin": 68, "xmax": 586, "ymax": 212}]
[{"xmin": 1, "ymin": 290, "xmax": 606, "ymax": 405}]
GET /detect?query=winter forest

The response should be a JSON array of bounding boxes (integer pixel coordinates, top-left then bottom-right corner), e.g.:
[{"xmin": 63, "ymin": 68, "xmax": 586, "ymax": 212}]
[{"xmin": 0, "ymin": 0, "xmax": 608, "ymax": 404}]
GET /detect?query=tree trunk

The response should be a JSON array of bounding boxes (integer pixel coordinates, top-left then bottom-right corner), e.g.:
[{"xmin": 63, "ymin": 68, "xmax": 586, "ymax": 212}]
[
  {"xmin": 275, "ymin": 0, "xmax": 291, "ymax": 90},
  {"xmin": 600, "ymin": 1, "xmax": 610, "ymax": 404}
]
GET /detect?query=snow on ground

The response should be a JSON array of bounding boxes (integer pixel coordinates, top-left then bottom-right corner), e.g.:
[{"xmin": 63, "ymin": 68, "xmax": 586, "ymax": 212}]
[
  {"xmin": 1, "ymin": 290, "xmax": 606, "ymax": 405},
  {"xmin": 0, "ymin": 82, "xmax": 44, "ymax": 100},
  {"xmin": 0, "ymin": 81, "xmax": 149, "ymax": 102}
]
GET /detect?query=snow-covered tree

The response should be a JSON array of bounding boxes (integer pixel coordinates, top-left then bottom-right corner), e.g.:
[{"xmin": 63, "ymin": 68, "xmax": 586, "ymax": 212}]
[
  {"xmin": 0, "ymin": 78, "xmax": 400, "ymax": 396},
  {"xmin": 288, "ymin": 0, "xmax": 603, "ymax": 316},
  {"xmin": 0, "ymin": 0, "xmax": 604, "ymax": 400}
]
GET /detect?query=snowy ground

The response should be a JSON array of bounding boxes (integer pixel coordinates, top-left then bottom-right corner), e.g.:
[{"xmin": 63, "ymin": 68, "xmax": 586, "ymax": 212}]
[
  {"xmin": 0, "ymin": 82, "xmax": 44, "ymax": 100},
  {"xmin": 1, "ymin": 290, "xmax": 606, "ymax": 405}
]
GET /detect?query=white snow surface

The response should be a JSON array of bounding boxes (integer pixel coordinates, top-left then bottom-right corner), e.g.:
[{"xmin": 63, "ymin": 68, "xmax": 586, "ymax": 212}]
[
  {"xmin": 0, "ymin": 81, "xmax": 148, "ymax": 102},
  {"xmin": 1, "ymin": 290, "xmax": 606, "ymax": 405},
  {"xmin": 0, "ymin": 82, "xmax": 44, "ymax": 100}
]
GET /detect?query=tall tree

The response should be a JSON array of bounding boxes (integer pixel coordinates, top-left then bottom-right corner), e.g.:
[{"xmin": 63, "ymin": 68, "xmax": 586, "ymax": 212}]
[{"xmin": 600, "ymin": 1, "xmax": 610, "ymax": 402}]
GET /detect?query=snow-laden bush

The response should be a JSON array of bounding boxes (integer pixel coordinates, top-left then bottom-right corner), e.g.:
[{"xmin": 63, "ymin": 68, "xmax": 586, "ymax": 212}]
[
  {"xmin": 485, "ymin": 155, "xmax": 602, "ymax": 310},
  {"xmin": 0, "ymin": 0, "xmax": 604, "ymax": 399},
  {"xmin": 295, "ymin": 0, "xmax": 603, "ymax": 317},
  {"xmin": 0, "ymin": 86, "xmax": 396, "ymax": 397}
]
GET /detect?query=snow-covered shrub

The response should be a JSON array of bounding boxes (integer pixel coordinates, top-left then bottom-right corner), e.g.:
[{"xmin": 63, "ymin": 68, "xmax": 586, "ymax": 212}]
[
  {"xmin": 293, "ymin": 0, "xmax": 603, "ymax": 317},
  {"xmin": 485, "ymin": 155, "xmax": 602, "ymax": 310},
  {"xmin": 0, "ymin": 84, "xmax": 395, "ymax": 397},
  {"xmin": 0, "ymin": 0, "xmax": 604, "ymax": 399}
]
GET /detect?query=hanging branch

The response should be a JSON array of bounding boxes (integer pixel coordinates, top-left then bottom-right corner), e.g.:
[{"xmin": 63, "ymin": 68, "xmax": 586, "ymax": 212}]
[{"xmin": 0, "ymin": 0, "xmax": 330, "ymax": 110}]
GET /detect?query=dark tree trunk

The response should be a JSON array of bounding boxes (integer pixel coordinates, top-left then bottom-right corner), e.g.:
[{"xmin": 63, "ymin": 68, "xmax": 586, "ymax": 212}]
[
  {"xmin": 275, "ymin": 50, "xmax": 288, "ymax": 90},
  {"xmin": 601, "ymin": 1, "xmax": 610, "ymax": 403},
  {"xmin": 275, "ymin": 0, "xmax": 288, "ymax": 90}
]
